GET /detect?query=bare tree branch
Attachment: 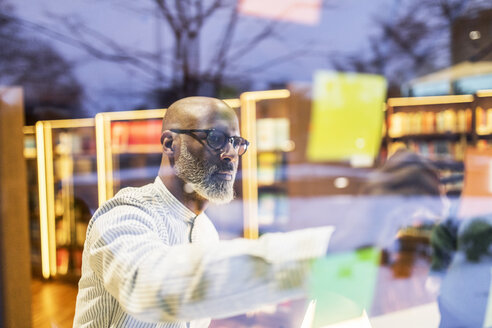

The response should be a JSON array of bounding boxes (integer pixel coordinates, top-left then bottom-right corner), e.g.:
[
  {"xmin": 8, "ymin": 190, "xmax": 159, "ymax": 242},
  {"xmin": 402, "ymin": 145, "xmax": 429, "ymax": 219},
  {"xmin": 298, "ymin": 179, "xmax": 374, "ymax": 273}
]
[
  {"xmin": 241, "ymin": 42, "xmax": 316, "ymax": 73},
  {"xmin": 205, "ymin": 0, "xmax": 239, "ymax": 78},
  {"xmin": 155, "ymin": 0, "xmax": 180, "ymax": 33},
  {"xmin": 174, "ymin": 0, "xmax": 190, "ymax": 31},
  {"xmin": 10, "ymin": 0, "xmax": 341, "ymax": 101},
  {"xmin": 1, "ymin": 11, "xmax": 166, "ymax": 80},
  {"xmin": 228, "ymin": 20, "xmax": 279, "ymax": 61},
  {"xmin": 201, "ymin": 0, "xmax": 227, "ymax": 22}
]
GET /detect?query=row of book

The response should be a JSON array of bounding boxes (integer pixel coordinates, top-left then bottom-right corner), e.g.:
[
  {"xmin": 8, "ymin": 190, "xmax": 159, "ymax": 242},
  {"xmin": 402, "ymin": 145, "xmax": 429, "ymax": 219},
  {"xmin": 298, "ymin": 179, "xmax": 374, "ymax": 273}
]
[
  {"xmin": 110, "ymin": 118, "xmax": 294, "ymax": 152},
  {"xmin": 256, "ymin": 118, "xmax": 292, "ymax": 151},
  {"xmin": 389, "ymin": 140, "xmax": 466, "ymax": 162},
  {"xmin": 389, "ymin": 109, "xmax": 472, "ymax": 137},
  {"xmin": 56, "ymin": 247, "xmax": 83, "ymax": 276},
  {"xmin": 257, "ymin": 152, "xmax": 287, "ymax": 186},
  {"xmin": 54, "ymin": 130, "xmax": 96, "ymax": 155},
  {"xmin": 111, "ymin": 119, "xmax": 162, "ymax": 148},
  {"xmin": 256, "ymin": 118, "xmax": 290, "ymax": 228}
]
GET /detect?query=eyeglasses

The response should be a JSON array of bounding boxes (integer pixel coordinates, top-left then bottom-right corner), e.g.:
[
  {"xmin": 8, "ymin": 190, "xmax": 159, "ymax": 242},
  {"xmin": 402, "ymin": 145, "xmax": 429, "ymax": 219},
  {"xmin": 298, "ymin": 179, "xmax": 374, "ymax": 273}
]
[{"xmin": 170, "ymin": 128, "xmax": 250, "ymax": 156}]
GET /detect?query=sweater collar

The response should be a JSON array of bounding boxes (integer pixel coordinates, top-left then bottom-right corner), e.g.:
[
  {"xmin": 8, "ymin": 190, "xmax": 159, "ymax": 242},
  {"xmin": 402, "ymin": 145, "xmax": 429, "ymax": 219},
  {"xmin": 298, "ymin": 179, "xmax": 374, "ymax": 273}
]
[{"xmin": 154, "ymin": 176, "xmax": 196, "ymax": 223}]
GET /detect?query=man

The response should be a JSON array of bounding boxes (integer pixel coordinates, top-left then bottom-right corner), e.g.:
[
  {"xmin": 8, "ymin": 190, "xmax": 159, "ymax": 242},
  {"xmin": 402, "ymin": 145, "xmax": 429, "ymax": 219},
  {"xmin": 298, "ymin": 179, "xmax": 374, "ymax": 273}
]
[{"xmin": 73, "ymin": 97, "xmax": 333, "ymax": 327}]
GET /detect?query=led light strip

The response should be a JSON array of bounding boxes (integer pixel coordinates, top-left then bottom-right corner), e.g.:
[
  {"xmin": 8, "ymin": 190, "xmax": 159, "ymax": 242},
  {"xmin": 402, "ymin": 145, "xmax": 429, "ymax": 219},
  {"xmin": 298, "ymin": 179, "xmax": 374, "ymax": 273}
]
[
  {"xmin": 35, "ymin": 122, "xmax": 51, "ymax": 279},
  {"xmin": 388, "ymin": 94, "xmax": 474, "ymax": 107},
  {"xmin": 476, "ymin": 89, "xmax": 492, "ymax": 98},
  {"xmin": 43, "ymin": 122, "xmax": 57, "ymax": 278},
  {"xmin": 95, "ymin": 114, "xmax": 109, "ymax": 205}
]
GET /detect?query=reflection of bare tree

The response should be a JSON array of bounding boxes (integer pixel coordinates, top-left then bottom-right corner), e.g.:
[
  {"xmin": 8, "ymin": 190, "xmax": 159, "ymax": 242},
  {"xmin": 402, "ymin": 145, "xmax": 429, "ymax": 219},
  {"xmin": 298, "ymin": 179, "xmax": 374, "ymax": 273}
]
[
  {"xmin": 11, "ymin": 0, "xmax": 333, "ymax": 104},
  {"xmin": 331, "ymin": 0, "xmax": 492, "ymax": 96},
  {"xmin": 0, "ymin": 1, "xmax": 83, "ymax": 124}
]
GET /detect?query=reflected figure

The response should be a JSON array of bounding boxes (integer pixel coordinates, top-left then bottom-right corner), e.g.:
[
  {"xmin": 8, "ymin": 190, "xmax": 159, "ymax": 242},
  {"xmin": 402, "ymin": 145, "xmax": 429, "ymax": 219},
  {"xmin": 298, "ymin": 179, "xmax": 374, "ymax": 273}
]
[
  {"xmin": 327, "ymin": 149, "xmax": 447, "ymax": 318},
  {"xmin": 361, "ymin": 149, "xmax": 443, "ymax": 198},
  {"xmin": 331, "ymin": 149, "xmax": 445, "ymax": 254},
  {"xmin": 361, "ymin": 150, "xmax": 445, "ymax": 278}
]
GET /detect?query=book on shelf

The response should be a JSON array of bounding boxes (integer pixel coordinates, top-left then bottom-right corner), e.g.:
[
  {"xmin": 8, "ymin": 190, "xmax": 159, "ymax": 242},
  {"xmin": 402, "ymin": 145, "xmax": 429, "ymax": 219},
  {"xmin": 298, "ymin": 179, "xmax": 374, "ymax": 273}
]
[
  {"xmin": 389, "ymin": 109, "xmax": 472, "ymax": 137},
  {"xmin": 257, "ymin": 152, "xmax": 277, "ymax": 185},
  {"xmin": 476, "ymin": 107, "xmax": 492, "ymax": 135},
  {"xmin": 258, "ymin": 192, "xmax": 289, "ymax": 227},
  {"xmin": 256, "ymin": 118, "xmax": 290, "ymax": 151},
  {"xmin": 111, "ymin": 119, "xmax": 162, "ymax": 149},
  {"xmin": 391, "ymin": 139, "xmax": 465, "ymax": 162},
  {"xmin": 56, "ymin": 247, "xmax": 70, "ymax": 275},
  {"xmin": 257, "ymin": 152, "xmax": 286, "ymax": 186}
]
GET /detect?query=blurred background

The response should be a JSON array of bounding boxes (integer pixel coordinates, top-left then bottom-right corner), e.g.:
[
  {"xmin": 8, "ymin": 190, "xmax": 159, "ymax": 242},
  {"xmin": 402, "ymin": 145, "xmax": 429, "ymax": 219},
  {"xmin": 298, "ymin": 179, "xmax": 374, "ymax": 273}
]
[
  {"xmin": 3, "ymin": 0, "xmax": 491, "ymax": 122},
  {"xmin": 3, "ymin": 0, "xmax": 492, "ymax": 327}
]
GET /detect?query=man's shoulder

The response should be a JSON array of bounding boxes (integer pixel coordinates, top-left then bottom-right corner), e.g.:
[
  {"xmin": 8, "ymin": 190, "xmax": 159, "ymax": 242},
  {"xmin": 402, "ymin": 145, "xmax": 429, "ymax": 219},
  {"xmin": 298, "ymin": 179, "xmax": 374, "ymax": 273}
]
[
  {"xmin": 93, "ymin": 182, "xmax": 161, "ymax": 218},
  {"xmin": 114, "ymin": 182, "xmax": 158, "ymax": 202}
]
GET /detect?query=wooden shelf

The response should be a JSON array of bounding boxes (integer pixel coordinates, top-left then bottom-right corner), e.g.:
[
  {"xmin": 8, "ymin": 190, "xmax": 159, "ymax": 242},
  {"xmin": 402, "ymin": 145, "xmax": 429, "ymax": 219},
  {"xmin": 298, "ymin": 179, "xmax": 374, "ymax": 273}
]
[
  {"xmin": 384, "ymin": 95, "xmax": 488, "ymax": 198},
  {"xmin": 477, "ymin": 133, "xmax": 492, "ymax": 139}
]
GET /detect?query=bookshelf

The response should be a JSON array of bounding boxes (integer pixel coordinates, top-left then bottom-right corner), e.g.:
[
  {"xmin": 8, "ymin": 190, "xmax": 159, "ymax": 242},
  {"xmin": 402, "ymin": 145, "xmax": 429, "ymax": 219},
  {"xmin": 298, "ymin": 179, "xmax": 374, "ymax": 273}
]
[
  {"xmin": 35, "ymin": 118, "xmax": 97, "ymax": 280},
  {"xmin": 386, "ymin": 95, "xmax": 475, "ymax": 195},
  {"xmin": 240, "ymin": 90, "xmax": 292, "ymax": 238},
  {"xmin": 95, "ymin": 109, "xmax": 166, "ymax": 204}
]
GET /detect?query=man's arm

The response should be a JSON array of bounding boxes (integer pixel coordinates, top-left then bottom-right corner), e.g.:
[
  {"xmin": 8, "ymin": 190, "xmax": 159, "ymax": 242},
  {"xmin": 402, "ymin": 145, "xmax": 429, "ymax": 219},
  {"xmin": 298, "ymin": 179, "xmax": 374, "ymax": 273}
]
[{"xmin": 86, "ymin": 204, "xmax": 333, "ymax": 323}]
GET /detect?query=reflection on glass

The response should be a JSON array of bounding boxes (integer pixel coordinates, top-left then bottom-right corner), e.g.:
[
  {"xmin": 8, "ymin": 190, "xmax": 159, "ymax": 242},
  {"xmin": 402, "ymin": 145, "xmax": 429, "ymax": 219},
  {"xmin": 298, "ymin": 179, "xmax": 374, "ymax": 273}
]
[{"xmin": 26, "ymin": 89, "xmax": 492, "ymax": 326}]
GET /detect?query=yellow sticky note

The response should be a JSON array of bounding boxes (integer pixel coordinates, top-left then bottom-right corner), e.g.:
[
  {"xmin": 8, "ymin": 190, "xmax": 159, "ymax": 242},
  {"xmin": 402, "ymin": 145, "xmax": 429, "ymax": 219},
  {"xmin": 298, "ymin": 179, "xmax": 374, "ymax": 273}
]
[{"xmin": 307, "ymin": 72, "xmax": 387, "ymax": 166}]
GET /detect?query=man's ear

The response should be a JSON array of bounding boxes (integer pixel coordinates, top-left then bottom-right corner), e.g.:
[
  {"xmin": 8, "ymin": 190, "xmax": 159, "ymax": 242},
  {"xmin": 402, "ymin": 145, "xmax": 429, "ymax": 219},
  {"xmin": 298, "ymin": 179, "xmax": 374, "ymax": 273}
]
[{"xmin": 161, "ymin": 130, "xmax": 175, "ymax": 156}]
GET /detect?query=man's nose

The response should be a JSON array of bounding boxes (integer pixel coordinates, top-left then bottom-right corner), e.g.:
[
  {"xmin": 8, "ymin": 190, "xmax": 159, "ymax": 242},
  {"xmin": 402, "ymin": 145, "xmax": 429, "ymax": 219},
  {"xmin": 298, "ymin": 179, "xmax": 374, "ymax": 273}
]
[{"xmin": 220, "ymin": 140, "xmax": 238, "ymax": 162}]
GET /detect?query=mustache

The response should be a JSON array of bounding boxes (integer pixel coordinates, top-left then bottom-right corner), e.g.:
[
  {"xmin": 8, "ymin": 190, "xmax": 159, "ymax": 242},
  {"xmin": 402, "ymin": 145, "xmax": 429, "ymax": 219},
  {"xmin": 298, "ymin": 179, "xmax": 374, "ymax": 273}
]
[
  {"xmin": 219, "ymin": 162, "xmax": 235, "ymax": 172},
  {"xmin": 209, "ymin": 161, "xmax": 235, "ymax": 174}
]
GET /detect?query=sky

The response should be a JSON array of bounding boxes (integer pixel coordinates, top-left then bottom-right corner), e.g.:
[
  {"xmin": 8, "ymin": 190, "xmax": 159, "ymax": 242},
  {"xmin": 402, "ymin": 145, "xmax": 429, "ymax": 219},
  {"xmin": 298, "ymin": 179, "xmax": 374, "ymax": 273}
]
[{"xmin": 13, "ymin": 0, "xmax": 394, "ymax": 114}]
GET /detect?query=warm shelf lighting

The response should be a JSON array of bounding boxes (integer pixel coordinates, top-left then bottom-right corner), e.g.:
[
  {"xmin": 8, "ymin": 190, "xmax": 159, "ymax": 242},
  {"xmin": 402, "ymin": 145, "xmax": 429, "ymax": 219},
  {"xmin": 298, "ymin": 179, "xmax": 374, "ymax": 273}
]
[
  {"xmin": 388, "ymin": 95, "xmax": 474, "ymax": 107},
  {"xmin": 35, "ymin": 122, "xmax": 51, "ymax": 279},
  {"xmin": 477, "ymin": 89, "xmax": 492, "ymax": 98}
]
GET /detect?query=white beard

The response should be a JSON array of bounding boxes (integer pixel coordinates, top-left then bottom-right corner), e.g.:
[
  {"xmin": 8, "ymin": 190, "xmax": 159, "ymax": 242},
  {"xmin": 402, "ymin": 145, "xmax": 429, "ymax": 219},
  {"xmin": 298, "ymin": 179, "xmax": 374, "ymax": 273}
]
[{"xmin": 174, "ymin": 143, "xmax": 236, "ymax": 204}]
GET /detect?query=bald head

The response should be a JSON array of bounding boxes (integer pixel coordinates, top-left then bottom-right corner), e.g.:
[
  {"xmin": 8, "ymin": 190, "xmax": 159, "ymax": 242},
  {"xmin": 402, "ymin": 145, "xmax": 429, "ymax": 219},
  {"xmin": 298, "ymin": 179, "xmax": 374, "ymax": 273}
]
[
  {"xmin": 162, "ymin": 96, "xmax": 238, "ymax": 132},
  {"xmin": 159, "ymin": 96, "xmax": 241, "ymax": 207}
]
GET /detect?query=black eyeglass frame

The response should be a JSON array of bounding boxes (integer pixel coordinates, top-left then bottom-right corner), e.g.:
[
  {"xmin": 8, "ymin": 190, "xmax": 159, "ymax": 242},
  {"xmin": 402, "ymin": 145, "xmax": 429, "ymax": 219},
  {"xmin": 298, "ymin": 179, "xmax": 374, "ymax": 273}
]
[{"xmin": 169, "ymin": 128, "xmax": 250, "ymax": 156}]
